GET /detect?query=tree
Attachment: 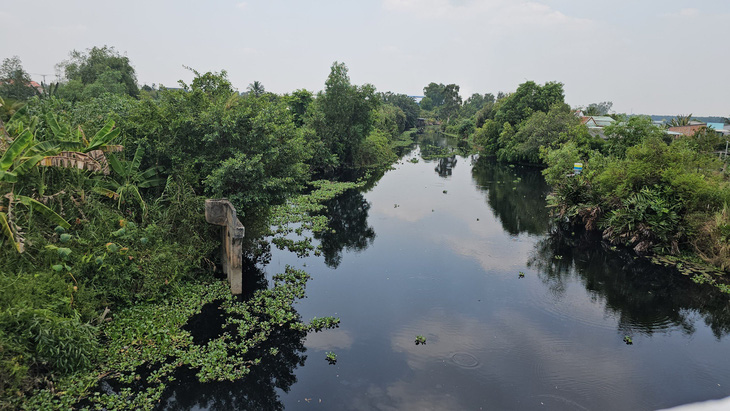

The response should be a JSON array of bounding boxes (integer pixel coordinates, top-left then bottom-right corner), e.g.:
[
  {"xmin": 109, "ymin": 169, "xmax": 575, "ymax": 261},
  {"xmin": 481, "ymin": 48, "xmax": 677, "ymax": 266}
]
[
  {"xmin": 380, "ymin": 92, "xmax": 420, "ymax": 130},
  {"xmin": 145, "ymin": 70, "xmax": 311, "ymax": 213},
  {"xmin": 494, "ymin": 81, "xmax": 565, "ymax": 127},
  {"xmin": 496, "ymin": 103, "xmax": 594, "ymax": 164},
  {"xmin": 58, "ymin": 46, "xmax": 139, "ymax": 99},
  {"xmin": 286, "ymin": 89, "xmax": 313, "ymax": 127},
  {"xmin": 423, "ymin": 82, "xmax": 446, "ymax": 107},
  {"xmin": 308, "ymin": 62, "xmax": 378, "ymax": 167},
  {"xmin": 603, "ymin": 116, "xmax": 666, "ymax": 158},
  {"xmin": 0, "ymin": 57, "xmax": 36, "ymax": 100},
  {"xmin": 419, "ymin": 96, "xmax": 434, "ymax": 111},
  {"xmin": 462, "ymin": 93, "xmax": 495, "ymax": 119},
  {"xmin": 668, "ymin": 114, "xmax": 693, "ymax": 127},
  {"xmin": 247, "ymin": 81, "xmax": 265, "ymax": 97},
  {"xmin": 440, "ymin": 84, "xmax": 462, "ymax": 123},
  {"xmin": 584, "ymin": 101, "xmax": 613, "ymax": 116}
]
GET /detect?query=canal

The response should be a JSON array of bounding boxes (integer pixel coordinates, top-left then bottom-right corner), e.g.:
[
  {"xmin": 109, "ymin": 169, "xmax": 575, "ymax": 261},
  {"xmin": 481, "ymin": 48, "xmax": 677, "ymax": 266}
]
[{"xmin": 163, "ymin": 136, "xmax": 730, "ymax": 410}]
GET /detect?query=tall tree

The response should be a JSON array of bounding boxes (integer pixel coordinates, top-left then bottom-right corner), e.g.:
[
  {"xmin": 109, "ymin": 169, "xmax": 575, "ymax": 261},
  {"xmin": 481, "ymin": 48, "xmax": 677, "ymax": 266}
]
[
  {"xmin": 668, "ymin": 114, "xmax": 694, "ymax": 127},
  {"xmin": 462, "ymin": 93, "xmax": 495, "ymax": 119},
  {"xmin": 494, "ymin": 81, "xmax": 564, "ymax": 127},
  {"xmin": 309, "ymin": 62, "xmax": 378, "ymax": 167},
  {"xmin": 380, "ymin": 92, "xmax": 420, "ymax": 130},
  {"xmin": 58, "ymin": 46, "xmax": 139, "ymax": 99},
  {"xmin": 247, "ymin": 81, "xmax": 265, "ymax": 97},
  {"xmin": 440, "ymin": 83, "xmax": 462, "ymax": 123},
  {"xmin": 584, "ymin": 101, "xmax": 613, "ymax": 116},
  {"xmin": 423, "ymin": 82, "xmax": 446, "ymax": 107},
  {"xmin": 0, "ymin": 56, "xmax": 36, "ymax": 100}
]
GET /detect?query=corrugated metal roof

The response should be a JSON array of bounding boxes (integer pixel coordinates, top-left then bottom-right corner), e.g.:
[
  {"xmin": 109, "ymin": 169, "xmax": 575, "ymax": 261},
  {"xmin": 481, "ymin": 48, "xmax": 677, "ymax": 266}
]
[{"xmin": 590, "ymin": 116, "xmax": 615, "ymax": 127}]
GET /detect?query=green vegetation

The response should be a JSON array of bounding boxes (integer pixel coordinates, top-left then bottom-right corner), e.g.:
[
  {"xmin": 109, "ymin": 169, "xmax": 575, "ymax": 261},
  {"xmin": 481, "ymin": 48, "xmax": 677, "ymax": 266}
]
[
  {"xmin": 541, "ymin": 114, "xmax": 730, "ymax": 283},
  {"xmin": 1, "ymin": 49, "xmax": 419, "ymax": 408},
  {"xmin": 414, "ymin": 73, "xmax": 730, "ymax": 283},
  {"xmin": 415, "ymin": 335, "xmax": 427, "ymax": 345},
  {"xmin": 325, "ymin": 351, "xmax": 337, "ymax": 364}
]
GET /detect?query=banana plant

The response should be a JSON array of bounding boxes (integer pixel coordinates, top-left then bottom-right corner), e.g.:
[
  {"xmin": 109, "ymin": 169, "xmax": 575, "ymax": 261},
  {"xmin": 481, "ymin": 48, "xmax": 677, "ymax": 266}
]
[
  {"xmin": 0, "ymin": 128, "xmax": 70, "ymax": 252},
  {"xmin": 0, "ymin": 129, "xmax": 57, "ymax": 183},
  {"xmin": 41, "ymin": 114, "xmax": 123, "ymax": 174},
  {"xmin": 95, "ymin": 145, "xmax": 164, "ymax": 216},
  {"xmin": 45, "ymin": 113, "xmax": 122, "ymax": 153}
]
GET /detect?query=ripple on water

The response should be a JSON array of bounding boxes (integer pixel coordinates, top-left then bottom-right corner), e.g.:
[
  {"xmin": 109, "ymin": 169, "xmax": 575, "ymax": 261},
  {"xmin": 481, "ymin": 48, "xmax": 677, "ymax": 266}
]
[{"xmin": 450, "ymin": 352, "xmax": 480, "ymax": 369}]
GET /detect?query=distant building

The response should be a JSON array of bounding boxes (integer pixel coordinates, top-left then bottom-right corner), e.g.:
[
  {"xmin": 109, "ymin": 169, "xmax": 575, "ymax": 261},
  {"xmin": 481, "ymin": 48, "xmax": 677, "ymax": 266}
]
[
  {"xmin": 580, "ymin": 115, "xmax": 616, "ymax": 139},
  {"xmin": 667, "ymin": 124, "xmax": 707, "ymax": 136}
]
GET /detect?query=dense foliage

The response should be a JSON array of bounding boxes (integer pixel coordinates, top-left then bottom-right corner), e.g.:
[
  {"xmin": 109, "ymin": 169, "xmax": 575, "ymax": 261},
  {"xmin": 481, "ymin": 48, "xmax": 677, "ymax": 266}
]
[
  {"xmin": 0, "ymin": 51, "xmax": 418, "ymax": 408},
  {"xmin": 541, "ymin": 119, "xmax": 730, "ymax": 276}
]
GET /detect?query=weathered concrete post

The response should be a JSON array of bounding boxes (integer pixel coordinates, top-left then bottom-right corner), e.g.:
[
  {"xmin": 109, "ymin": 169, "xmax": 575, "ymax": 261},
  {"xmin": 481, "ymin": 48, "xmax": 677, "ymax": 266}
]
[{"xmin": 205, "ymin": 199, "xmax": 245, "ymax": 294}]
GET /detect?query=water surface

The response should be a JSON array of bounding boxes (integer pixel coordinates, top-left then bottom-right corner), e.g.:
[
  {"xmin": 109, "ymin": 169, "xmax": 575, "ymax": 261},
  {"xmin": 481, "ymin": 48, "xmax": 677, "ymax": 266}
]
[{"xmin": 163, "ymin": 137, "xmax": 730, "ymax": 410}]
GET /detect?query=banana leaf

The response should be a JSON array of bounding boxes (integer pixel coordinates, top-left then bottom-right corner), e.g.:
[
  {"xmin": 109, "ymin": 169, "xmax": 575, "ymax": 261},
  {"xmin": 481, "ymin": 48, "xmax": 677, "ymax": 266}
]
[
  {"xmin": 7, "ymin": 104, "xmax": 28, "ymax": 125},
  {"xmin": 45, "ymin": 113, "xmax": 69, "ymax": 139},
  {"xmin": 93, "ymin": 186, "xmax": 120, "ymax": 200},
  {"xmin": 108, "ymin": 153, "xmax": 125, "ymax": 177},
  {"xmin": 29, "ymin": 141, "xmax": 61, "ymax": 155},
  {"xmin": 0, "ymin": 169, "xmax": 18, "ymax": 183},
  {"xmin": 1, "ymin": 129, "xmax": 33, "ymax": 171},
  {"xmin": 86, "ymin": 120, "xmax": 120, "ymax": 152},
  {"xmin": 14, "ymin": 154, "xmax": 46, "ymax": 176},
  {"xmin": 137, "ymin": 166, "xmax": 165, "ymax": 188},
  {"xmin": 129, "ymin": 145, "xmax": 144, "ymax": 174},
  {"xmin": 15, "ymin": 195, "xmax": 71, "ymax": 229}
]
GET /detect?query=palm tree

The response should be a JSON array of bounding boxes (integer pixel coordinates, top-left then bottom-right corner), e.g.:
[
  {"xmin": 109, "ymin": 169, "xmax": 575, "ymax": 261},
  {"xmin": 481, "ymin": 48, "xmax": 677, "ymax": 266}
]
[
  {"xmin": 247, "ymin": 81, "xmax": 265, "ymax": 97},
  {"xmin": 668, "ymin": 114, "xmax": 693, "ymax": 127}
]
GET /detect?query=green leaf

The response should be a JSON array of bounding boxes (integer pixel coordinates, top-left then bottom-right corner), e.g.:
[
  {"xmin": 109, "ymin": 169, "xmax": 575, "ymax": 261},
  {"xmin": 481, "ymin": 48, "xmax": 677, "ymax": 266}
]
[
  {"xmin": 13, "ymin": 154, "xmax": 45, "ymax": 176},
  {"xmin": 57, "ymin": 247, "xmax": 72, "ymax": 259},
  {"xmin": 45, "ymin": 113, "xmax": 68, "ymax": 139},
  {"xmin": 15, "ymin": 195, "xmax": 71, "ymax": 229},
  {"xmin": 0, "ymin": 170, "xmax": 18, "ymax": 183},
  {"xmin": 28, "ymin": 141, "xmax": 61, "ymax": 155},
  {"xmin": 92, "ymin": 186, "xmax": 119, "ymax": 199},
  {"xmin": 130, "ymin": 145, "xmax": 144, "ymax": 174},
  {"xmin": 1, "ymin": 129, "xmax": 33, "ymax": 171},
  {"xmin": 86, "ymin": 120, "xmax": 120, "ymax": 152},
  {"xmin": 108, "ymin": 153, "xmax": 125, "ymax": 177}
]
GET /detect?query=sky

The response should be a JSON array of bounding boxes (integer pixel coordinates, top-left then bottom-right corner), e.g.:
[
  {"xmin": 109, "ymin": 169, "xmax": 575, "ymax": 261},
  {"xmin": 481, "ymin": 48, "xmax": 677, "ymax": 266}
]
[{"xmin": 1, "ymin": 0, "xmax": 729, "ymax": 116}]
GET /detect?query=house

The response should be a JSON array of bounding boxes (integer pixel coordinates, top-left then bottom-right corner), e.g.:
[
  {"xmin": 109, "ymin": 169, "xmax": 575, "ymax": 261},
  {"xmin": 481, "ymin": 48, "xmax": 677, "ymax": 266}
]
[
  {"xmin": 667, "ymin": 123, "xmax": 707, "ymax": 136},
  {"xmin": 707, "ymin": 123, "xmax": 730, "ymax": 138},
  {"xmin": 580, "ymin": 115, "xmax": 616, "ymax": 139}
]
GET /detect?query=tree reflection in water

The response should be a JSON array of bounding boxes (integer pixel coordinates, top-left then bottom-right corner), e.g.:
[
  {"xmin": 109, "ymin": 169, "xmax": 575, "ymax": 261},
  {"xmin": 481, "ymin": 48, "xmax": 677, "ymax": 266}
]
[
  {"xmin": 471, "ymin": 157, "xmax": 551, "ymax": 236},
  {"xmin": 528, "ymin": 230, "xmax": 730, "ymax": 339},
  {"xmin": 159, "ymin": 262, "xmax": 308, "ymax": 411},
  {"xmin": 434, "ymin": 155, "xmax": 457, "ymax": 177},
  {"xmin": 315, "ymin": 189, "xmax": 376, "ymax": 268}
]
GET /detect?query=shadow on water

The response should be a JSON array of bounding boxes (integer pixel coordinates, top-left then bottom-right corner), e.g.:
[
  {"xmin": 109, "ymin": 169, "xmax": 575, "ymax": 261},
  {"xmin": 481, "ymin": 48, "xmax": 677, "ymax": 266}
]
[
  {"xmin": 159, "ymin": 260, "xmax": 308, "ymax": 411},
  {"xmin": 471, "ymin": 157, "xmax": 551, "ymax": 236},
  {"xmin": 529, "ymin": 229, "xmax": 730, "ymax": 339},
  {"xmin": 314, "ymin": 189, "xmax": 376, "ymax": 269}
]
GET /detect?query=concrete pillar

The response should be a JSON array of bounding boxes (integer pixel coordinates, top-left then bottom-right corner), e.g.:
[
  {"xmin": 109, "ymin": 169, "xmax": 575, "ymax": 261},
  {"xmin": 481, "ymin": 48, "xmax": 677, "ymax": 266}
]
[{"xmin": 205, "ymin": 199, "xmax": 245, "ymax": 294}]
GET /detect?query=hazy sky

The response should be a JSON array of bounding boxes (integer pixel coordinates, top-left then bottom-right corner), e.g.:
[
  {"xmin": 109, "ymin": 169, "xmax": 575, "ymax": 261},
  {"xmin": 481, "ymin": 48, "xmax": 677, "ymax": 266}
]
[{"xmin": 2, "ymin": 1, "xmax": 728, "ymax": 116}]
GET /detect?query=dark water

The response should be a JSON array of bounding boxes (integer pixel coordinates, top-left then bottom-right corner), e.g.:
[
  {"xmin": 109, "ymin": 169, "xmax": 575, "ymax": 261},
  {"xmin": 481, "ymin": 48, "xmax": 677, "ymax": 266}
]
[{"xmin": 162, "ymin": 137, "xmax": 730, "ymax": 410}]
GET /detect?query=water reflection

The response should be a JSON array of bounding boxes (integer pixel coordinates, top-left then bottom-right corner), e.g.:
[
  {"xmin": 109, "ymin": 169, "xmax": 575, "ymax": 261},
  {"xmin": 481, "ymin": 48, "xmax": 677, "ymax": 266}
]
[
  {"xmin": 434, "ymin": 156, "xmax": 457, "ymax": 177},
  {"xmin": 314, "ymin": 189, "xmax": 376, "ymax": 268},
  {"xmin": 471, "ymin": 158, "xmax": 551, "ymax": 236},
  {"xmin": 528, "ymin": 230, "xmax": 730, "ymax": 339},
  {"xmin": 160, "ymin": 263, "xmax": 308, "ymax": 411}
]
